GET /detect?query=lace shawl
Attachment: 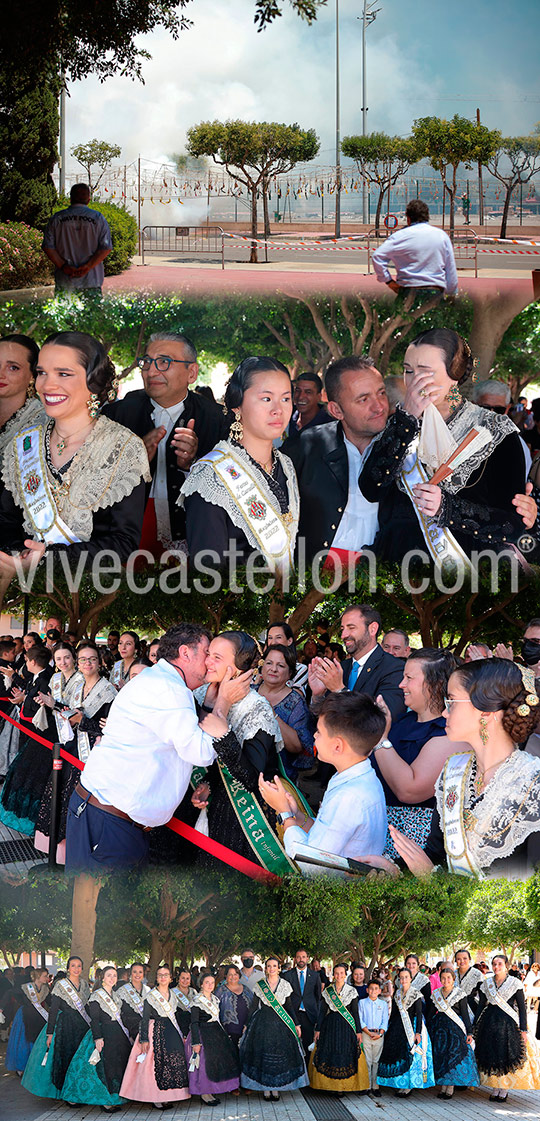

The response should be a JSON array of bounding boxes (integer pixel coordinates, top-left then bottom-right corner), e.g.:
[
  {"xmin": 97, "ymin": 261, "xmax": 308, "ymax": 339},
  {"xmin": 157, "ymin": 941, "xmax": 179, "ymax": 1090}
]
[
  {"xmin": 179, "ymin": 440, "xmax": 300, "ymax": 549},
  {"xmin": 1, "ymin": 415, "xmax": 151, "ymax": 540},
  {"xmin": 255, "ymin": 978, "xmax": 292, "ymax": 1008},
  {"xmin": 396, "ymin": 401, "xmax": 518, "ymax": 497},
  {"xmin": 433, "ymin": 986, "xmax": 465, "ymax": 1009},
  {"xmin": 322, "ymin": 983, "xmax": 357, "ymax": 1010},
  {"xmin": 435, "ymin": 749, "xmax": 540, "ymax": 869},
  {"xmin": 480, "ymin": 974, "xmax": 523, "ymax": 1004},
  {"xmin": 146, "ymin": 988, "xmax": 181, "ymax": 1017},
  {"xmin": 0, "ymin": 398, "xmax": 44, "ymax": 459},
  {"xmin": 457, "ymin": 966, "xmax": 484, "ymax": 997},
  {"xmin": 117, "ymin": 983, "xmax": 150, "ymax": 1013},
  {"xmin": 194, "ymin": 684, "xmax": 282, "ymax": 749},
  {"xmin": 52, "ymin": 977, "xmax": 91, "ymax": 1009},
  {"xmin": 80, "ymin": 676, "xmax": 117, "ymax": 719},
  {"xmin": 88, "ymin": 988, "xmax": 123, "ymax": 1019},
  {"xmin": 396, "ymin": 986, "xmax": 421, "ymax": 1012},
  {"xmin": 191, "ymin": 992, "xmax": 221, "ymax": 1022}
]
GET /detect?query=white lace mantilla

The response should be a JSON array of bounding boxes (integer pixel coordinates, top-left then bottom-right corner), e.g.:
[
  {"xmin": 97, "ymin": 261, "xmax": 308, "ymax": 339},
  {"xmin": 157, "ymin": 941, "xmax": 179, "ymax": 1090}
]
[
  {"xmin": 79, "ymin": 676, "xmax": 117, "ymax": 719},
  {"xmin": 0, "ymin": 398, "xmax": 44, "ymax": 459},
  {"xmin": 52, "ymin": 977, "xmax": 91, "ymax": 1010},
  {"xmin": 432, "ymin": 985, "xmax": 465, "ymax": 1009},
  {"xmin": 398, "ymin": 401, "xmax": 518, "ymax": 497},
  {"xmin": 146, "ymin": 988, "xmax": 182, "ymax": 1017},
  {"xmin": 117, "ymin": 982, "xmax": 149, "ymax": 1013},
  {"xmin": 88, "ymin": 988, "xmax": 123, "ymax": 1019},
  {"xmin": 255, "ymin": 978, "xmax": 292, "ymax": 1007},
  {"xmin": 457, "ymin": 966, "xmax": 484, "ymax": 997},
  {"xmin": 2, "ymin": 415, "xmax": 151, "ymax": 540},
  {"xmin": 192, "ymin": 992, "xmax": 221, "ymax": 1021},
  {"xmin": 396, "ymin": 986, "xmax": 421, "ymax": 1012},
  {"xmin": 435, "ymin": 749, "xmax": 540, "ymax": 871},
  {"xmin": 194, "ymin": 684, "xmax": 282, "ymax": 748},
  {"xmin": 481, "ymin": 974, "xmax": 523, "ymax": 1004},
  {"xmin": 179, "ymin": 440, "xmax": 300, "ymax": 550},
  {"xmin": 323, "ymin": 983, "xmax": 357, "ymax": 1010}
]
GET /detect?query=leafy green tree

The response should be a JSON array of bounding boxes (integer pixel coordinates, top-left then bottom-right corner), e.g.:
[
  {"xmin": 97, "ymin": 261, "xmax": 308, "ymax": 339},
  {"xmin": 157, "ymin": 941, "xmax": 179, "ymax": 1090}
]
[
  {"xmin": 187, "ymin": 120, "xmax": 319, "ymax": 261},
  {"xmin": 412, "ymin": 115, "xmax": 500, "ymax": 236},
  {"xmin": 70, "ymin": 140, "xmax": 122, "ymax": 198},
  {"xmin": 0, "ymin": 61, "xmax": 60, "ymax": 227},
  {"xmin": 0, "ymin": 872, "xmax": 72, "ymax": 965},
  {"xmin": 341, "ymin": 133, "xmax": 419, "ymax": 235},
  {"xmin": 486, "ymin": 136, "xmax": 540, "ymax": 239},
  {"xmin": 462, "ymin": 880, "xmax": 539, "ymax": 965}
]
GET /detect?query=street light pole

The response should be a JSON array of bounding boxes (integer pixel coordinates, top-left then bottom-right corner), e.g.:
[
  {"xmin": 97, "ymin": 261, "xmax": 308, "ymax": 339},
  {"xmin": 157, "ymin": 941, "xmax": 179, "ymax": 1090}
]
[
  {"xmin": 359, "ymin": 2, "xmax": 381, "ymax": 226},
  {"xmin": 335, "ymin": 0, "xmax": 341, "ymax": 238}
]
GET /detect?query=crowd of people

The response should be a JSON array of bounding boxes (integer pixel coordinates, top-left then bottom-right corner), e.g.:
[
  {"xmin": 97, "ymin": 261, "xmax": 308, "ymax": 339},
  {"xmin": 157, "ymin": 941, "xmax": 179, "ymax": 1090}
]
[
  {"xmin": 3, "ymin": 947, "xmax": 540, "ymax": 1108},
  {"xmin": 0, "ymin": 324, "xmax": 538, "ymax": 586},
  {"xmin": 1, "ymin": 606, "xmax": 540, "ymax": 879}
]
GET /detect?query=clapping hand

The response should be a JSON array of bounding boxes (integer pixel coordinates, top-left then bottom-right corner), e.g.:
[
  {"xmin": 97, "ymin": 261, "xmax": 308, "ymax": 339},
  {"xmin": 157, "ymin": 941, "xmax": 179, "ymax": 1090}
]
[
  {"xmin": 172, "ymin": 418, "xmax": 198, "ymax": 470},
  {"xmin": 310, "ymin": 656, "xmax": 344, "ymax": 692},
  {"xmin": 513, "ymin": 482, "xmax": 537, "ymax": 528},
  {"xmin": 0, "ymin": 539, "xmax": 46, "ymax": 575},
  {"xmin": 258, "ymin": 773, "xmax": 297, "ymax": 816},
  {"xmin": 375, "ymin": 694, "xmax": 392, "ymax": 739},
  {"xmin": 388, "ymin": 824, "xmax": 434, "ymax": 877}
]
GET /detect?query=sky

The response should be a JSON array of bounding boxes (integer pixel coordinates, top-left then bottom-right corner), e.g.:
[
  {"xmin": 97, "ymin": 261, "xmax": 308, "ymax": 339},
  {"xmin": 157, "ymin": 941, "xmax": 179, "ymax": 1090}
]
[{"xmin": 64, "ymin": 0, "xmax": 540, "ymax": 175}]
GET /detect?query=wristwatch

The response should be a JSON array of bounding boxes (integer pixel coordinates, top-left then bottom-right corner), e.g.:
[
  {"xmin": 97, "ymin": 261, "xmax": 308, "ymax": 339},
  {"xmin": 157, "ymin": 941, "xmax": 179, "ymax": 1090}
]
[
  {"xmin": 277, "ymin": 810, "xmax": 296, "ymax": 824},
  {"xmin": 373, "ymin": 739, "xmax": 393, "ymax": 751}
]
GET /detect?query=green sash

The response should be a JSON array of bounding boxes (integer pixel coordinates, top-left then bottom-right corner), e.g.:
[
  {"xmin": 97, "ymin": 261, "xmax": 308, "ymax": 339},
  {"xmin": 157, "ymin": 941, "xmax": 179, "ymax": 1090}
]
[
  {"xmin": 219, "ymin": 762, "xmax": 298, "ymax": 875},
  {"xmin": 324, "ymin": 984, "xmax": 359, "ymax": 1036},
  {"xmin": 191, "ymin": 766, "xmax": 208, "ymax": 789},
  {"xmin": 256, "ymin": 979, "xmax": 298, "ymax": 1037}
]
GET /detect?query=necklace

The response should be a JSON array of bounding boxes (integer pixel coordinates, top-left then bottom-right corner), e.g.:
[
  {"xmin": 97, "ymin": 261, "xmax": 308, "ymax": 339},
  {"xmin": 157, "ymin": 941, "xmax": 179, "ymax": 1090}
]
[
  {"xmin": 54, "ymin": 419, "xmax": 95, "ymax": 455},
  {"xmin": 473, "ymin": 753, "xmax": 512, "ymax": 795}
]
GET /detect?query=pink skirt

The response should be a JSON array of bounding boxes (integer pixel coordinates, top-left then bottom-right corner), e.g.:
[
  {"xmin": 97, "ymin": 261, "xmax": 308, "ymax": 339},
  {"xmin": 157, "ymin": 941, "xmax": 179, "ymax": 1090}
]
[{"xmin": 120, "ymin": 1025, "xmax": 190, "ymax": 1103}]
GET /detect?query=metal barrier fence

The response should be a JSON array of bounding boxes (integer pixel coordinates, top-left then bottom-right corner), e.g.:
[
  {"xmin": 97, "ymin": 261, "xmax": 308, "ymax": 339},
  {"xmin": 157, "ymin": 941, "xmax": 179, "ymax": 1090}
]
[{"xmin": 141, "ymin": 225, "xmax": 225, "ymax": 268}]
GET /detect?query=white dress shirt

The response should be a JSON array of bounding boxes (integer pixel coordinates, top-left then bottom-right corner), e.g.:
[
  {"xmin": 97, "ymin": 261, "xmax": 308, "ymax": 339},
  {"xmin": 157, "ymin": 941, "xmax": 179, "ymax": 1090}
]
[
  {"xmin": 80, "ymin": 659, "xmax": 216, "ymax": 827},
  {"xmin": 358, "ymin": 996, "xmax": 389, "ymax": 1032},
  {"xmin": 283, "ymin": 757, "xmax": 387, "ymax": 860},
  {"xmin": 150, "ymin": 396, "xmax": 186, "ymax": 544},
  {"xmin": 371, "ymin": 222, "xmax": 458, "ymax": 294},
  {"xmin": 331, "ymin": 437, "xmax": 379, "ymax": 550},
  {"xmin": 346, "ymin": 645, "xmax": 377, "ymax": 689},
  {"xmin": 239, "ymin": 968, "xmax": 265, "ymax": 991}
]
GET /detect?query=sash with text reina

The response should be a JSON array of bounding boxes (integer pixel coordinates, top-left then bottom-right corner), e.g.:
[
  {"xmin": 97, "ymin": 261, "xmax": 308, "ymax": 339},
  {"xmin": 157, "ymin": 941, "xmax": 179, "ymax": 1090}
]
[{"xmin": 255, "ymin": 979, "xmax": 298, "ymax": 1037}]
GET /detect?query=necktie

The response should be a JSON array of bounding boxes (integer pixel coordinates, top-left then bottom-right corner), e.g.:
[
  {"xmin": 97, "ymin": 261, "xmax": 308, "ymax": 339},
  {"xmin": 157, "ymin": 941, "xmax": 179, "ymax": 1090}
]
[
  {"xmin": 348, "ymin": 661, "xmax": 360, "ymax": 690},
  {"xmin": 299, "ymin": 970, "xmax": 305, "ymax": 995}
]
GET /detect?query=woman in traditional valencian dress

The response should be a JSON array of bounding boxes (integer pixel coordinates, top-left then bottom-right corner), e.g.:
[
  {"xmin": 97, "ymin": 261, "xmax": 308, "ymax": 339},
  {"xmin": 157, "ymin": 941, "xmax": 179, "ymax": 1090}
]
[
  {"xmin": 109, "ymin": 631, "xmax": 141, "ymax": 690},
  {"xmin": 117, "ymin": 962, "xmax": 150, "ymax": 1042},
  {"xmin": 182, "ymin": 356, "xmax": 299, "ymax": 573},
  {"xmin": 475, "ymin": 954, "xmax": 540, "ymax": 1101},
  {"xmin": 61, "ymin": 965, "xmax": 132, "ymax": 1110},
  {"xmin": 0, "ymin": 645, "xmax": 55, "ymax": 835},
  {"xmin": 359, "ymin": 328, "xmax": 535, "ymax": 567},
  {"xmin": 377, "ymin": 966, "xmax": 435, "ymax": 1095},
  {"xmin": 240, "ymin": 956, "xmax": 308, "ymax": 1101},
  {"xmin": 22, "ymin": 956, "xmax": 91, "ymax": 1102},
  {"xmin": 35, "ymin": 642, "xmax": 117, "ymax": 861},
  {"xmin": 383, "ymin": 660, "xmax": 540, "ymax": 880},
  {"xmin": 190, "ymin": 631, "xmax": 294, "ymax": 874},
  {"xmin": 185, "ymin": 973, "xmax": 240, "ymax": 1104},
  {"xmin": 309, "ymin": 963, "xmax": 369, "ymax": 1094},
  {"xmin": 0, "ymin": 330, "xmax": 150, "ymax": 582},
  {"xmin": 0, "ymin": 334, "xmax": 43, "ymax": 484},
  {"xmin": 170, "ymin": 968, "xmax": 198, "ymax": 1038},
  {"xmin": 5, "ymin": 967, "xmax": 50, "ymax": 1076},
  {"xmin": 429, "ymin": 965, "xmax": 478, "ymax": 1099},
  {"xmin": 120, "ymin": 964, "xmax": 190, "ymax": 1107},
  {"xmin": 455, "ymin": 949, "xmax": 484, "ymax": 1024}
]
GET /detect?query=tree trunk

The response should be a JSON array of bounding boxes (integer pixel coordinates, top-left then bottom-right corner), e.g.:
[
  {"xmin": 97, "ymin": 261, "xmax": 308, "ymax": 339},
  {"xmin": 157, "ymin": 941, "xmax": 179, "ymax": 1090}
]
[
  {"xmin": 468, "ymin": 288, "xmax": 533, "ymax": 379},
  {"xmin": 148, "ymin": 932, "xmax": 165, "ymax": 980},
  {"xmin": 374, "ymin": 187, "xmax": 385, "ymax": 236},
  {"xmin": 71, "ymin": 874, "xmax": 102, "ymax": 980},
  {"xmin": 250, "ymin": 187, "xmax": 258, "ymax": 263},
  {"xmin": 499, "ymin": 184, "xmax": 514, "ymax": 239}
]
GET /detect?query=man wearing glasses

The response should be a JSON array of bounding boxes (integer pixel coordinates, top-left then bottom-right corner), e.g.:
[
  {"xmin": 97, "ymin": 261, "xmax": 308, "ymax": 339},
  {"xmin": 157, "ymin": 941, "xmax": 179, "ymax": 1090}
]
[{"xmin": 106, "ymin": 332, "xmax": 231, "ymax": 555}]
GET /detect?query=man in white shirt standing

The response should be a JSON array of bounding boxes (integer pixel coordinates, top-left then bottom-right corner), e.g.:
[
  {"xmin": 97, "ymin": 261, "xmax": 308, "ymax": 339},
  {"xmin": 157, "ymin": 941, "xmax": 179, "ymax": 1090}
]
[
  {"xmin": 259, "ymin": 692, "xmax": 387, "ymax": 862},
  {"xmin": 65, "ymin": 623, "xmax": 251, "ymax": 871},
  {"xmin": 372, "ymin": 200, "xmax": 458, "ymax": 299},
  {"xmin": 238, "ymin": 949, "xmax": 265, "ymax": 991},
  {"xmin": 358, "ymin": 978, "xmax": 389, "ymax": 1096}
]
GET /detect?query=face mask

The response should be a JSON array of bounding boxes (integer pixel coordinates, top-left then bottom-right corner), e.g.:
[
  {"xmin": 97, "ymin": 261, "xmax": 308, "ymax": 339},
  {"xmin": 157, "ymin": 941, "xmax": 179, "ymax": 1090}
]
[
  {"xmin": 521, "ymin": 640, "xmax": 540, "ymax": 667},
  {"xmin": 242, "ymin": 958, "xmax": 254, "ymax": 970}
]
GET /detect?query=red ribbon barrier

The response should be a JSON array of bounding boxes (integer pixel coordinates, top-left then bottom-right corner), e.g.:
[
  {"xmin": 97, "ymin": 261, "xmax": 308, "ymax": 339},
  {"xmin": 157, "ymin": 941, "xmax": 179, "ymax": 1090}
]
[{"xmin": 0, "ymin": 707, "xmax": 278, "ymax": 883}]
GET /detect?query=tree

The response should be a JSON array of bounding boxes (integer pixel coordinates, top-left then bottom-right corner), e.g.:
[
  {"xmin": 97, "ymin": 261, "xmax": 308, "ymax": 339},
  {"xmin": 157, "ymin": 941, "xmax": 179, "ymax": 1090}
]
[
  {"xmin": 341, "ymin": 133, "xmax": 419, "ymax": 235},
  {"xmin": 412, "ymin": 115, "xmax": 500, "ymax": 237},
  {"xmin": 0, "ymin": 872, "xmax": 72, "ymax": 966},
  {"xmin": 187, "ymin": 120, "xmax": 319, "ymax": 261},
  {"xmin": 70, "ymin": 139, "xmax": 122, "ymax": 197},
  {"xmin": 0, "ymin": 60, "xmax": 60, "ymax": 226},
  {"xmin": 463, "ymin": 880, "xmax": 539, "ymax": 965},
  {"xmin": 486, "ymin": 136, "xmax": 540, "ymax": 239}
]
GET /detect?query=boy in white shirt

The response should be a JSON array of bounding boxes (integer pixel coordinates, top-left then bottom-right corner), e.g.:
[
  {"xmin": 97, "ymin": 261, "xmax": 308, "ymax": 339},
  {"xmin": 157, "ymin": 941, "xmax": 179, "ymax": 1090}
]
[{"xmin": 358, "ymin": 979, "xmax": 389, "ymax": 1096}]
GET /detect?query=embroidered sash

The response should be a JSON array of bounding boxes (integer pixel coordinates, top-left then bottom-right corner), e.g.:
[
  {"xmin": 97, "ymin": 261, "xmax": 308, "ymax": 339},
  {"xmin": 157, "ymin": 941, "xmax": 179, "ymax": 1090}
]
[
  {"xmin": 22, "ymin": 983, "xmax": 48, "ymax": 1021},
  {"xmin": 323, "ymin": 984, "xmax": 358, "ymax": 1035},
  {"xmin": 146, "ymin": 989, "xmax": 183, "ymax": 1035},
  {"xmin": 395, "ymin": 990, "xmax": 428, "ymax": 1080},
  {"xmin": 482, "ymin": 976, "xmax": 521, "ymax": 1026},
  {"xmin": 110, "ymin": 661, "xmax": 126, "ymax": 689},
  {"xmin": 90, "ymin": 989, "xmax": 130, "ymax": 1039},
  {"xmin": 400, "ymin": 446, "xmax": 471, "ymax": 571},
  {"xmin": 118, "ymin": 983, "xmax": 148, "ymax": 1016},
  {"xmin": 171, "ymin": 987, "xmax": 196, "ymax": 1010},
  {"xmin": 192, "ymin": 993, "xmax": 221, "ymax": 1024},
  {"xmin": 218, "ymin": 762, "xmax": 298, "ymax": 875},
  {"xmin": 255, "ymin": 979, "xmax": 298, "ymax": 1037},
  {"xmin": 431, "ymin": 988, "xmax": 467, "ymax": 1034},
  {"xmin": 196, "ymin": 446, "xmax": 296, "ymax": 569},
  {"xmin": 14, "ymin": 426, "xmax": 81, "ymax": 545},
  {"xmin": 54, "ymin": 978, "xmax": 91, "ymax": 1025},
  {"xmin": 440, "ymin": 752, "xmax": 484, "ymax": 877}
]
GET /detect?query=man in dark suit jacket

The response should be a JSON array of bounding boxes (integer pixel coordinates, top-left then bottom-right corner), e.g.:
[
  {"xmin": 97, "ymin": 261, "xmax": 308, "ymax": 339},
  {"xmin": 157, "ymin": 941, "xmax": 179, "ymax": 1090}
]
[
  {"xmin": 105, "ymin": 332, "xmax": 231, "ymax": 553},
  {"xmin": 310, "ymin": 603, "xmax": 406, "ymax": 723},
  {"xmin": 282, "ymin": 356, "xmax": 389, "ymax": 563},
  {"xmin": 282, "ymin": 949, "xmax": 321, "ymax": 1053}
]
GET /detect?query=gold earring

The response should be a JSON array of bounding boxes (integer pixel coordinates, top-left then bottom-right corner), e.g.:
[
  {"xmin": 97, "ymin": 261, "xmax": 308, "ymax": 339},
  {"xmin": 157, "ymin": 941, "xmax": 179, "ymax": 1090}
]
[
  {"xmin": 445, "ymin": 383, "xmax": 462, "ymax": 409},
  {"xmin": 230, "ymin": 413, "xmax": 243, "ymax": 441},
  {"xmin": 479, "ymin": 715, "xmax": 489, "ymax": 746},
  {"xmin": 87, "ymin": 393, "xmax": 100, "ymax": 419},
  {"xmin": 107, "ymin": 376, "xmax": 119, "ymax": 403},
  {"xmin": 26, "ymin": 382, "xmax": 36, "ymax": 400}
]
